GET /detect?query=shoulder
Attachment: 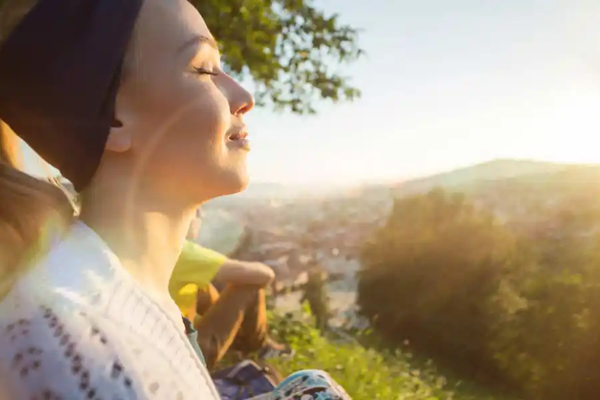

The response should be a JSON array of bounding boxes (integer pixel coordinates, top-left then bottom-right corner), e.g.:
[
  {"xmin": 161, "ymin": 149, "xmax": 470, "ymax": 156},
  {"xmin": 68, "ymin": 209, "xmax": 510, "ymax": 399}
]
[
  {"xmin": 177, "ymin": 241, "xmax": 227, "ymax": 269},
  {"xmin": 0, "ymin": 222, "xmax": 172, "ymax": 400},
  {"xmin": 0, "ymin": 293, "xmax": 146, "ymax": 399},
  {"xmin": 0, "ymin": 224, "xmax": 218, "ymax": 399},
  {"xmin": 0, "ymin": 290, "xmax": 219, "ymax": 400},
  {"xmin": 171, "ymin": 242, "xmax": 226, "ymax": 294},
  {"xmin": 181, "ymin": 241, "xmax": 227, "ymax": 261}
]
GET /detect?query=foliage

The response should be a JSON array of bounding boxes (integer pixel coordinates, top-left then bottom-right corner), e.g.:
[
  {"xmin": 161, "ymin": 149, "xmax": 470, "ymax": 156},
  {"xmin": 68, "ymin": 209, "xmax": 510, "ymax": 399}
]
[
  {"xmin": 267, "ymin": 309, "xmax": 506, "ymax": 400},
  {"xmin": 358, "ymin": 189, "xmax": 516, "ymax": 383},
  {"xmin": 357, "ymin": 185, "xmax": 600, "ymax": 400},
  {"xmin": 487, "ymin": 203, "xmax": 600, "ymax": 399},
  {"xmin": 300, "ymin": 268, "xmax": 330, "ymax": 330},
  {"xmin": 192, "ymin": 0, "xmax": 363, "ymax": 114}
]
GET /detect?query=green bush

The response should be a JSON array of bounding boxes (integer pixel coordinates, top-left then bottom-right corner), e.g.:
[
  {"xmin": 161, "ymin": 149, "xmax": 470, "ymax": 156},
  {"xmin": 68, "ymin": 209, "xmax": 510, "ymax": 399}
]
[
  {"xmin": 356, "ymin": 187, "xmax": 600, "ymax": 399},
  {"xmin": 487, "ymin": 219, "xmax": 600, "ymax": 399},
  {"xmin": 358, "ymin": 189, "xmax": 516, "ymax": 384}
]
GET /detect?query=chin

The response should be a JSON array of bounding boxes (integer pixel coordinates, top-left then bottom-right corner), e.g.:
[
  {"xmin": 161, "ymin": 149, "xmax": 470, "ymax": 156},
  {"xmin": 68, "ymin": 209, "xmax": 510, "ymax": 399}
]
[{"xmin": 212, "ymin": 169, "xmax": 249, "ymax": 198}]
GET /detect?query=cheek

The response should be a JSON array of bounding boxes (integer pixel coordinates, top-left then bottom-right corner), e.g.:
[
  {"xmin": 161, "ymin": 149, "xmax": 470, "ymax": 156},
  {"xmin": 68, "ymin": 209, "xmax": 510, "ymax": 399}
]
[
  {"xmin": 131, "ymin": 76, "xmax": 231, "ymax": 163},
  {"xmin": 172, "ymin": 87, "xmax": 231, "ymax": 164},
  {"xmin": 147, "ymin": 76, "xmax": 228, "ymax": 130},
  {"xmin": 184, "ymin": 87, "xmax": 230, "ymax": 142}
]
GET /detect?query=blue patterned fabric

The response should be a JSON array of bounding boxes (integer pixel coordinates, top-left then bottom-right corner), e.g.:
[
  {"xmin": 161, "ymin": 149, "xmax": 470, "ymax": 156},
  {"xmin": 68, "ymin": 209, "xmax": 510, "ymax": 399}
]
[
  {"xmin": 211, "ymin": 364, "xmax": 352, "ymax": 399},
  {"xmin": 269, "ymin": 370, "xmax": 351, "ymax": 400}
]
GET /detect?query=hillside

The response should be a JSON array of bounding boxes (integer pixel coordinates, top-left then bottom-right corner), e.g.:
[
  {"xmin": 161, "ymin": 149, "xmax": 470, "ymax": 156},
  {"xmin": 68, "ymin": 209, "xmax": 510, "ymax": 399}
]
[
  {"xmin": 266, "ymin": 311, "xmax": 506, "ymax": 400},
  {"xmin": 465, "ymin": 163, "xmax": 600, "ymax": 193},
  {"xmin": 394, "ymin": 159, "xmax": 595, "ymax": 196}
]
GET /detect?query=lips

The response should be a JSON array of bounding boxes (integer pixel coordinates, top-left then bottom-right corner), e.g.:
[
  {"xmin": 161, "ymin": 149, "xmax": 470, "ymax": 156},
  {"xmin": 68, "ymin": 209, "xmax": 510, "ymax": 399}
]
[
  {"xmin": 227, "ymin": 128, "xmax": 251, "ymax": 151},
  {"xmin": 228, "ymin": 131, "xmax": 248, "ymax": 141}
]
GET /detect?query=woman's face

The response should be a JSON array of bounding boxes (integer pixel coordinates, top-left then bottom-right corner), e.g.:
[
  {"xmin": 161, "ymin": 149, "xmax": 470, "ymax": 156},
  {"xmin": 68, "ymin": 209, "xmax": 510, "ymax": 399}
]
[{"xmin": 109, "ymin": 0, "xmax": 254, "ymax": 201}]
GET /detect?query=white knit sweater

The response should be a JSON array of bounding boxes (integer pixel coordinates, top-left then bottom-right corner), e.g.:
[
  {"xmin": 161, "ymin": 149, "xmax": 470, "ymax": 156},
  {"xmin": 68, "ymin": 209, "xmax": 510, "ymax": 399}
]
[{"xmin": 0, "ymin": 222, "xmax": 220, "ymax": 400}]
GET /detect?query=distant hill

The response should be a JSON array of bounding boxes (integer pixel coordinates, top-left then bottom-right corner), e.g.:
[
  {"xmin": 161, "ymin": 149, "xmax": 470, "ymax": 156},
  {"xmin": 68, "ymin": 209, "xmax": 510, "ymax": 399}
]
[
  {"xmin": 394, "ymin": 159, "xmax": 598, "ymax": 196},
  {"xmin": 386, "ymin": 159, "xmax": 600, "ymax": 231},
  {"xmin": 465, "ymin": 163, "xmax": 600, "ymax": 193},
  {"xmin": 463, "ymin": 163, "xmax": 600, "ymax": 216}
]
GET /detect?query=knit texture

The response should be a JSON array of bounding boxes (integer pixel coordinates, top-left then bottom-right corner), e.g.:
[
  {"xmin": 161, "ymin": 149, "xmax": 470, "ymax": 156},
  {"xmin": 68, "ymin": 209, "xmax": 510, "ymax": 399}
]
[{"xmin": 0, "ymin": 222, "xmax": 220, "ymax": 400}]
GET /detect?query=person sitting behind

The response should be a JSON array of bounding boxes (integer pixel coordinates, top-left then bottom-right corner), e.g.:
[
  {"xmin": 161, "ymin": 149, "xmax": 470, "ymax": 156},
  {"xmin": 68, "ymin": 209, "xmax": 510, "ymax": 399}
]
[{"xmin": 169, "ymin": 209, "xmax": 290, "ymax": 370}]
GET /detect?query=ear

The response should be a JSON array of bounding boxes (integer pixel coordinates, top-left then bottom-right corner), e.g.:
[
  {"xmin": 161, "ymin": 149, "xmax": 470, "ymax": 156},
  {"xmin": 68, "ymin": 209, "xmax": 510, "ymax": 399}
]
[{"xmin": 105, "ymin": 117, "xmax": 132, "ymax": 153}]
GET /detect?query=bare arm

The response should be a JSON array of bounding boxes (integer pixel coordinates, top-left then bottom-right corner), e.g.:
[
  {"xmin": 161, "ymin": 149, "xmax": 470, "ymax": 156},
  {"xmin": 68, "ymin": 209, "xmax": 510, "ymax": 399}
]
[{"xmin": 213, "ymin": 259, "xmax": 275, "ymax": 287}]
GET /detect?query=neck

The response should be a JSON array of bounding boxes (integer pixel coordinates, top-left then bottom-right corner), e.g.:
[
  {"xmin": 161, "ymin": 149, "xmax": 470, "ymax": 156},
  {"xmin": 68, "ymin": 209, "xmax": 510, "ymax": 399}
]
[{"xmin": 79, "ymin": 178, "xmax": 201, "ymax": 301}]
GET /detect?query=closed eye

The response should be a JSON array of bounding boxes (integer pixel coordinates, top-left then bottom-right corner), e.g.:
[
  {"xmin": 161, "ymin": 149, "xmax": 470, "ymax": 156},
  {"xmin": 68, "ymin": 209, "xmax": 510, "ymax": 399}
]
[{"xmin": 194, "ymin": 67, "xmax": 218, "ymax": 76}]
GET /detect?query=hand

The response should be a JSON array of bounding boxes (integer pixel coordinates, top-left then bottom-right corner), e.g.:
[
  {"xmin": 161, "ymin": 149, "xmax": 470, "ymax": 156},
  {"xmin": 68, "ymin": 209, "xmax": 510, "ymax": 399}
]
[
  {"xmin": 243, "ymin": 261, "xmax": 275, "ymax": 286},
  {"xmin": 214, "ymin": 259, "xmax": 275, "ymax": 287}
]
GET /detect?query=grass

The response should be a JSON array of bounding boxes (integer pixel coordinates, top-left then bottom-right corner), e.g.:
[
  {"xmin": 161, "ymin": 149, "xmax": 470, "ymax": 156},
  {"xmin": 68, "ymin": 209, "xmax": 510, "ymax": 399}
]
[{"xmin": 264, "ymin": 308, "xmax": 509, "ymax": 400}]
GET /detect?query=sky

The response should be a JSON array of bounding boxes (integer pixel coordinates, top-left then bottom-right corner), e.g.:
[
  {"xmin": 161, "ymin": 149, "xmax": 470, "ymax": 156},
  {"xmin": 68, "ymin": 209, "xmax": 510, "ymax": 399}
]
[{"xmin": 23, "ymin": 0, "xmax": 600, "ymax": 185}]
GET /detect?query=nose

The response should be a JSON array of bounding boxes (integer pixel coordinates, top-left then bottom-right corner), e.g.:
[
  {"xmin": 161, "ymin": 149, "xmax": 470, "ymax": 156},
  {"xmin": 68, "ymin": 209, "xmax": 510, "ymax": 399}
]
[{"xmin": 224, "ymin": 75, "xmax": 255, "ymax": 116}]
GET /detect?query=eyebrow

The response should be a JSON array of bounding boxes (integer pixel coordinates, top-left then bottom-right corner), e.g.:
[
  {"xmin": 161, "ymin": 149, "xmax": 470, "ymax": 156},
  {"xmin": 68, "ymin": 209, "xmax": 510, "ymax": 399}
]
[{"xmin": 177, "ymin": 35, "xmax": 219, "ymax": 54}]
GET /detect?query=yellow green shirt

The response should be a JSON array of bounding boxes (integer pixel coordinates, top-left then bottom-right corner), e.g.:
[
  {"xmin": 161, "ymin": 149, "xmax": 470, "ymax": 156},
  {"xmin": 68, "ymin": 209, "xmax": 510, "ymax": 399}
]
[{"xmin": 169, "ymin": 240, "xmax": 227, "ymax": 317}]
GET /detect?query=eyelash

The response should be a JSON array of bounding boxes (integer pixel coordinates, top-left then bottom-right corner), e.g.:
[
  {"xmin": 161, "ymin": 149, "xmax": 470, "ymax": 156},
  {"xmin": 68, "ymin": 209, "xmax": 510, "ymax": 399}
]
[{"xmin": 194, "ymin": 67, "xmax": 218, "ymax": 76}]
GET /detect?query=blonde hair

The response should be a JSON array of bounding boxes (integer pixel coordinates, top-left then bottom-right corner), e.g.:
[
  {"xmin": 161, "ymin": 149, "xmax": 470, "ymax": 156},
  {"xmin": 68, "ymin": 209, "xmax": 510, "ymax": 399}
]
[{"xmin": 0, "ymin": 0, "xmax": 74, "ymax": 299}]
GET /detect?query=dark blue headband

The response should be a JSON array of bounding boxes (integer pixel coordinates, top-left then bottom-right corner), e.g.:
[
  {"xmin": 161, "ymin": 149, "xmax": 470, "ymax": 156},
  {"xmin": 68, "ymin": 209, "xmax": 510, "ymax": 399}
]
[{"xmin": 0, "ymin": 0, "xmax": 143, "ymax": 191}]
